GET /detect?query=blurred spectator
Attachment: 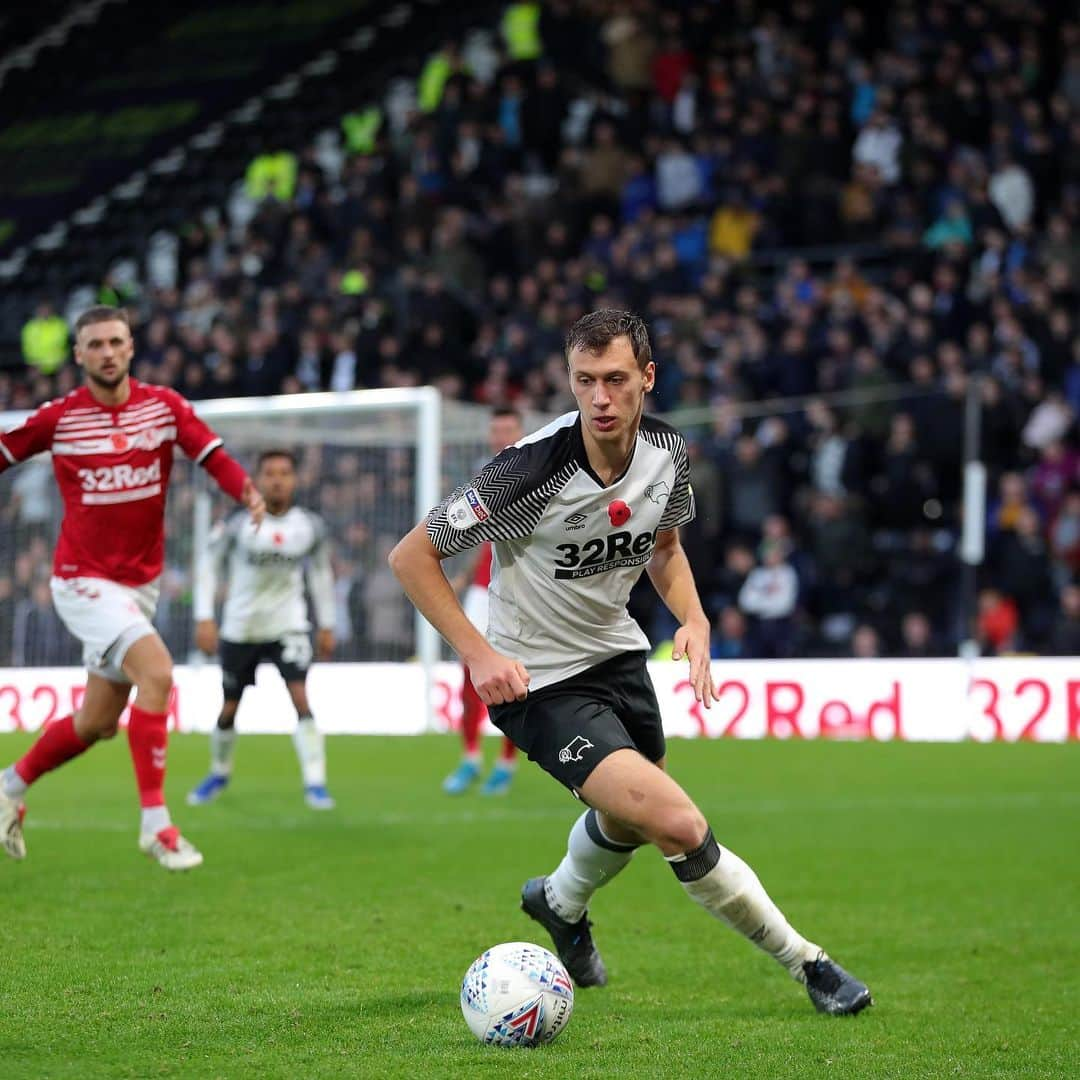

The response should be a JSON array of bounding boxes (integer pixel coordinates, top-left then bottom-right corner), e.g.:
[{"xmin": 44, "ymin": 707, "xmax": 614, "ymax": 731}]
[
  {"xmin": 710, "ymin": 606, "xmax": 750, "ymax": 660},
  {"xmin": 851, "ymin": 624, "xmax": 882, "ymax": 659},
  {"xmin": 244, "ymin": 149, "xmax": 297, "ymax": 202},
  {"xmin": 602, "ymin": 7, "xmax": 655, "ymax": 92},
  {"xmin": 988, "ymin": 507, "xmax": 1056, "ymax": 640},
  {"xmin": 807, "ymin": 493, "xmax": 872, "ymax": 619},
  {"xmin": 722, "ymin": 435, "xmax": 782, "ymax": 540},
  {"xmin": 1049, "ymin": 491, "xmax": 1080, "ymax": 585},
  {"xmin": 898, "ymin": 612, "xmax": 939, "ymax": 658},
  {"xmin": 852, "ymin": 111, "xmax": 902, "ymax": 185},
  {"xmin": 988, "ymin": 151, "xmax": 1035, "ymax": 232},
  {"xmin": 709, "ymin": 191, "xmax": 759, "ymax": 259},
  {"xmin": 712, "ymin": 542, "xmax": 755, "ymax": 612},
  {"xmin": 7, "ymin": 458, "xmax": 54, "ymax": 545},
  {"xmin": 738, "ymin": 538, "xmax": 798, "ymax": 659},
  {"xmin": 21, "ymin": 302, "xmax": 68, "ymax": 375},
  {"xmin": 1030, "ymin": 441, "xmax": 1080, "ymax": 522},
  {"xmin": 976, "ymin": 588, "xmax": 1021, "ymax": 655},
  {"xmin": 1046, "ymin": 584, "xmax": 1080, "ymax": 655},
  {"xmin": 1022, "ymin": 392, "xmax": 1073, "ymax": 452},
  {"xmin": 988, "ymin": 472, "xmax": 1038, "ymax": 537},
  {"xmin": 871, "ymin": 414, "xmax": 937, "ymax": 530}
]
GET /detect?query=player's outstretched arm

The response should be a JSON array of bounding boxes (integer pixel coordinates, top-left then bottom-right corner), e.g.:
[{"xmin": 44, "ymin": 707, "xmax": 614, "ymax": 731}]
[
  {"xmin": 389, "ymin": 523, "xmax": 530, "ymax": 704},
  {"xmin": 647, "ymin": 527, "xmax": 719, "ymax": 708},
  {"xmin": 168, "ymin": 391, "xmax": 261, "ymax": 521},
  {"xmin": 240, "ymin": 477, "xmax": 265, "ymax": 526},
  {"xmin": 195, "ymin": 447, "xmax": 264, "ymax": 525}
]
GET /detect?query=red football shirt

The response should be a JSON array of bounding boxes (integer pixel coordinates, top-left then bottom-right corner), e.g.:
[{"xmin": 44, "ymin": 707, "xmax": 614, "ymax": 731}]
[{"xmin": 0, "ymin": 380, "xmax": 225, "ymax": 586}]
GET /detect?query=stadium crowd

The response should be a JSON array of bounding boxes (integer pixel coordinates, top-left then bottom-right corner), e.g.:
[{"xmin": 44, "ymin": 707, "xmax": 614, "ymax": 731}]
[{"xmin": 2, "ymin": 0, "xmax": 1079, "ymax": 662}]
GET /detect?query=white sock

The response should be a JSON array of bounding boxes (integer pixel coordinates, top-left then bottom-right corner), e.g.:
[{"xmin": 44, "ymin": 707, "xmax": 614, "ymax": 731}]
[
  {"xmin": 545, "ymin": 809, "xmax": 638, "ymax": 922},
  {"xmin": 292, "ymin": 717, "xmax": 326, "ymax": 787},
  {"xmin": 667, "ymin": 829, "xmax": 820, "ymax": 980},
  {"xmin": 210, "ymin": 728, "xmax": 237, "ymax": 777},
  {"xmin": 141, "ymin": 804, "xmax": 171, "ymax": 835},
  {"xmin": 1, "ymin": 765, "xmax": 27, "ymax": 799}
]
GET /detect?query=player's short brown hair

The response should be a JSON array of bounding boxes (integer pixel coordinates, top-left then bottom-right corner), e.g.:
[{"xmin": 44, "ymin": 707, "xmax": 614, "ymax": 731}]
[
  {"xmin": 74, "ymin": 305, "xmax": 130, "ymax": 336},
  {"xmin": 565, "ymin": 309, "xmax": 652, "ymax": 371}
]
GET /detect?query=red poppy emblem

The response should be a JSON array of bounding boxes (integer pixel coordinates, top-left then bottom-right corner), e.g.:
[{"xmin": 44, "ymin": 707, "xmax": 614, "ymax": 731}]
[
  {"xmin": 608, "ymin": 500, "xmax": 631, "ymax": 527},
  {"xmin": 272, "ymin": 532, "xmax": 284, "ymax": 546},
  {"xmin": 111, "ymin": 432, "xmax": 129, "ymax": 451}
]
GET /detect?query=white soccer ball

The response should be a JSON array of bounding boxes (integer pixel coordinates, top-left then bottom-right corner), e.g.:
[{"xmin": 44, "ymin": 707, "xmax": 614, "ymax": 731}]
[{"xmin": 460, "ymin": 941, "xmax": 575, "ymax": 1047}]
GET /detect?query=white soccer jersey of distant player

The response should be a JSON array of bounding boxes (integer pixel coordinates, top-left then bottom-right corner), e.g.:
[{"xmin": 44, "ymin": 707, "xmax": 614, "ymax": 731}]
[
  {"xmin": 427, "ymin": 412, "xmax": 695, "ymax": 690},
  {"xmin": 194, "ymin": 507, "xmax": 335, "ymax": 642}
]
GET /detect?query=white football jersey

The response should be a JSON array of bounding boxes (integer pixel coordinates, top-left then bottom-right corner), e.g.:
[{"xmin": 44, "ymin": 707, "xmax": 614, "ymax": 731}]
[
  {"xmin": 194, "ymin": 506, "xmax": 335, "ymax": 643},
  {"xmin": 427, "ymin": 412, "xmax": 695, "ymax": 690}
]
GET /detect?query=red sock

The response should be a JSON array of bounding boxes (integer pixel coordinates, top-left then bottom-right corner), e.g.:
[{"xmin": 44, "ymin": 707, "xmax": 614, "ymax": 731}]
[
  {"xmin": 127, "ymin": 705, "xmax": 168, "ymax": 808},
  {"xmin": 14, "ymin": 715, "xmax": 88, "ymax": 786},
  {"xmin": 499, "ymin": 736, "xmax": 517, "ymax": 763},
  {"xmin": 461, "ymin": 666, "xmax": 484, "ymax": 756}
]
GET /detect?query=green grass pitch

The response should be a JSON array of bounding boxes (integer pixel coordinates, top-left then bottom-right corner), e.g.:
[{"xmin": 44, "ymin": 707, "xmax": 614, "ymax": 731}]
[{"xmin": 0, "ymin": 733, "xmax": 1076, "ymax": 1079}]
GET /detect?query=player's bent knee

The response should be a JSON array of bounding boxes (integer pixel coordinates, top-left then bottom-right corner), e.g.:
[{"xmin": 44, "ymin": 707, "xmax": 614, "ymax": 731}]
[
  {"xmin": 647, "ymin": 805, "xmax": 708, "ymax": 855},
  {"xmin": 139, "ymin": 665, "xmax": 173, "ymax": 702}
]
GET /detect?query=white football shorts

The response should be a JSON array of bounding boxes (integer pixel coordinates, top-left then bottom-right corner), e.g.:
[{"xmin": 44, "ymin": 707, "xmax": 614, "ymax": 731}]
[{"xmin": 50, "ymin": 575, "xmax": 161, "ymax": 683}]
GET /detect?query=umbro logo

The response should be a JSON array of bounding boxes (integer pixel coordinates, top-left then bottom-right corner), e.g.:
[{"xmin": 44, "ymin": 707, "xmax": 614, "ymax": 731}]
[
  {"xmin": 558, "ymin": 736, "xmax": 594, "ymax": 763},
  {"xmin": 564, "ymin": 512, "xmax": 588, "ymax": 531}
]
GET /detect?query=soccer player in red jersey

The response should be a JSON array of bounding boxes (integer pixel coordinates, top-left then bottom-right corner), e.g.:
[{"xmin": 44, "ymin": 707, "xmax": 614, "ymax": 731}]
[
  {"xmin": 443, "ymin": 409, "xmax": 523, "ymax": 796},
  {"xmin": 0, "ymin": 306, "xmax": 264, "ymax": 871}
]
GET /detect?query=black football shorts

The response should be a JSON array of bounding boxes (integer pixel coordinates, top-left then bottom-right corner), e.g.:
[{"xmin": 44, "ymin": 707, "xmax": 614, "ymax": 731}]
[
  {"xmin": 219, "ymin": 632, "xmax": 313, "ymax": 701},
  {"xmin": 488, "ymin": 651, "xmax": 666, "ymax": 793}
]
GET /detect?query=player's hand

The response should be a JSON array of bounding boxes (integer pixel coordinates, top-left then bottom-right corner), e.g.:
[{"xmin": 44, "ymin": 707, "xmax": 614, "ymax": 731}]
[
  {"xmin": 316, "ymin": 628, "xmax": 335, "ymax": 660},
  {"xmin": 470, "ymin": 649, "xmax": 531, "ymax": 705},
  {"xmin": 195, "ymin": 619, "xmax": 219, "ymax": 656},
  {"xmin": 242, "ymin": 477, "xmax": 265, "ymax": 528},
  {"xmin": 673, "ymin": 618, "xmax": 720, "ymax": 709}
]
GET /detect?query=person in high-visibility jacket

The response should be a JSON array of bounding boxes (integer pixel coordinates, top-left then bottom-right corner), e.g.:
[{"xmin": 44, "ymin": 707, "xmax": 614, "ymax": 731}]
[
  {"xmin": 502, "ymin": 2, "xmax": 541, "ymax": 61},
  {"xmin": 21, "ymin": 303, "xmax": 69, "ymax": 375},
  {"xmin": 244, "ymin": 150, "xmax": 298, "ymax": 201}
]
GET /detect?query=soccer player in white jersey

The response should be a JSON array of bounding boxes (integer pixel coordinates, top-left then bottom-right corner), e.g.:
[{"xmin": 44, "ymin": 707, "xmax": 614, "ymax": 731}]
[
  {"xmin": 390, "ymin": 310, "xmax": 872, "ymax": 1015},
  {"xmin": 0, "ymin": 306, "xmax": 265, "ymax": 871},
  {"xmin": 188, "ymin": 450, "xmax": 337, "ymax": 809}
]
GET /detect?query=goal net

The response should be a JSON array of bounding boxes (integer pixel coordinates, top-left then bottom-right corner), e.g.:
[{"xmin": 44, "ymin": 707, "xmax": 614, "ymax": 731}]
[{"xmin": 0, "ymin": 389, "xmax": 495, "ymax": 682}]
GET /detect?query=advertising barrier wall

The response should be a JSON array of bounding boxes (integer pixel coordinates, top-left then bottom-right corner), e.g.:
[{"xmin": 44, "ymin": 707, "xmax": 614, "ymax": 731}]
[{"xmin": 1, "ymin": 659, "xmax": 1078, "ymax": 742}]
